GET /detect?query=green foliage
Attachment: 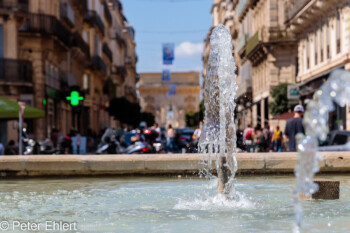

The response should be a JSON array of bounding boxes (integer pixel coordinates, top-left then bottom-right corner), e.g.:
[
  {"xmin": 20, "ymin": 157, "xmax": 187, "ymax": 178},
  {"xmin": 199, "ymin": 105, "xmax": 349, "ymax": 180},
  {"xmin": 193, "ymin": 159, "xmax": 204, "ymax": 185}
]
[
  {"xmin": 108, "ymin": 97, "xmax": 141, "ymax": 128},
  {"xmin": 185, "ymin": 100, "xmax": 204, "ymax": 128},
  {"xmin": 185, "ymin": 111, "xmax": 199, "ymax": 128},
  {"xmin": 269, "ymin": 83, "xmax": 293, "ymax": 116},
  {"xmin": 140, "ymin": 112, "xmax": 155, "ymax": 127}
]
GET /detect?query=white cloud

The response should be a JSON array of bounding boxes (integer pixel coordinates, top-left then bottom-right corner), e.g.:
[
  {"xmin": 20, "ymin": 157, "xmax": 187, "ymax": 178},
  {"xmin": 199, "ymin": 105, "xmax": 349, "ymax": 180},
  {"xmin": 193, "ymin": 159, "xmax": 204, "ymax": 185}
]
[{"xmin": 175, "ymin": 42, "xmax": 203, "ymax": 58}]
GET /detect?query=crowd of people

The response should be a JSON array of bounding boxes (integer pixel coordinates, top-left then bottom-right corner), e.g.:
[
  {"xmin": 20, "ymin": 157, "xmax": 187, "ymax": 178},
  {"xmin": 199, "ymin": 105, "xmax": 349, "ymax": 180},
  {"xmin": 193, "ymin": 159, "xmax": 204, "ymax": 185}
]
[
  {"xmin": 240, "ymin": 105, "xmax": 305, "ymax": 152},
  {"xmin": 0, "ymin": 105, "xmax": 306, "ymax": 155}
]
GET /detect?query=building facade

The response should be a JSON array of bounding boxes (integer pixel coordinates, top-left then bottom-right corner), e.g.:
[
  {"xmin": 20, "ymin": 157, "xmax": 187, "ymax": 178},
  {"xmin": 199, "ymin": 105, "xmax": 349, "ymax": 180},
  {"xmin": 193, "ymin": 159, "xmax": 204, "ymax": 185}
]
[
  {"xmin": 138, "ymin": 72, "xmax": 201, "ymax": 128},
  {"xmin": 205, "ymin": 0, "xmax": 350, "ymax": 131},
  {"xmin": 0, "ymin": 0, "xmax": 137, "ymax": 144},
  {"xmin": 285, "ymin": 0, "xmax": 350, "ymax": 130}
]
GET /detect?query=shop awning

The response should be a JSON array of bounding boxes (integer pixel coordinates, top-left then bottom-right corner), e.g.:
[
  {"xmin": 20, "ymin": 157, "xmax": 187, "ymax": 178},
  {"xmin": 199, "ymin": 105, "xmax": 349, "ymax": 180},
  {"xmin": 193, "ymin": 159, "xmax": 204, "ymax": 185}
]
[{"xmin": 0, "ymin": 97, "xmax": 45, "ymax": 119}]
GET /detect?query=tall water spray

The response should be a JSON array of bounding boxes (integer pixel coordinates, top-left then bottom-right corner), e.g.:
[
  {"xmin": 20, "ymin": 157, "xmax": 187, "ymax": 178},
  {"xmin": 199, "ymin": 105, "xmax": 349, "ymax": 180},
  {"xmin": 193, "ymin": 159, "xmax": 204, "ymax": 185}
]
[
  {"xmin": 199, "ymin": 24, "xmax": 238, "ymax": 197},
  {"xmin": 294, "ymin": 69, "xmax": 350, "ymax": 230}
]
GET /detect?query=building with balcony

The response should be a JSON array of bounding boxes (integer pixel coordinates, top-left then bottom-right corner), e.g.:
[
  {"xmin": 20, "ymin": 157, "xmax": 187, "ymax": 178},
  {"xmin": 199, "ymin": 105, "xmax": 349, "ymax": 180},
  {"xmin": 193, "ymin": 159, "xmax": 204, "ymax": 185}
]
[
  {"xmin": 0, "ymin": 0, "xmax": 138, "ymax": 145},
  {"xmin": 285, "ymin": 0, "xmax": 350, "ymax": 130},
  {"xmin": 204, "ymin": 0, "xmax": 298, "ymax": 130},
  {"xmin": 123, "ymin": 21, "xmax": 137, "ymax": 104}
]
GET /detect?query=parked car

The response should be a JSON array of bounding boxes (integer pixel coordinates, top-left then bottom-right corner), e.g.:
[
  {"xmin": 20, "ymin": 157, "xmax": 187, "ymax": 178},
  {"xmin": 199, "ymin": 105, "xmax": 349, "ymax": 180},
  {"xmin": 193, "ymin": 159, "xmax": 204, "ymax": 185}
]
[
  {"xmin": 175, "ymin": 128, "xmax": 194, "ymax": 152},
  {"xmin": 319, "ymin": 130, "xmax": 350, "ymax": 151}
]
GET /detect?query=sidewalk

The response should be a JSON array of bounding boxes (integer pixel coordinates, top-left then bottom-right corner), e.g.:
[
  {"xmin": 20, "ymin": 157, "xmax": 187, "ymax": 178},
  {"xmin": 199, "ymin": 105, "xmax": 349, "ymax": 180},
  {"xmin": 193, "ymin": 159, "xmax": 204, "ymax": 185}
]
[{"xmin": 0, "ymin": 152, "xmax": 349, "ymax": 177}]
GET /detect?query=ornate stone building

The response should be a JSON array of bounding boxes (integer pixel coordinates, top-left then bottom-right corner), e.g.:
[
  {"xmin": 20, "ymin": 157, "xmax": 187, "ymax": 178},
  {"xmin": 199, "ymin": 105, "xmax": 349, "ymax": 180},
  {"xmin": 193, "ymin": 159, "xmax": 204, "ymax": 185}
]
[
  {"xmin": 0, "ymin": 0, "xmax": 137, "ymax": 143},
  {"xmin": 204, "ymin": 0, "xmax": 298, "ymax": 129},
  {"xmin": 138, "ymin": 72, "xmax": 201, "ymax": 128},
  {"xmin": 285, "ymin": 0, "xmax": 350, "ymax": 130}
]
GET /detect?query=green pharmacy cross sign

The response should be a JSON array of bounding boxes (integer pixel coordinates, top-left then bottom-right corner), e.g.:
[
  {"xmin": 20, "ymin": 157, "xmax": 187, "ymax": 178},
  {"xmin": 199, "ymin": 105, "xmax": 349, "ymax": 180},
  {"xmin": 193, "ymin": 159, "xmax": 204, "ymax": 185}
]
[{"xmin": 66, "ymin": 91, "xmax": 84, "ymax": 106}]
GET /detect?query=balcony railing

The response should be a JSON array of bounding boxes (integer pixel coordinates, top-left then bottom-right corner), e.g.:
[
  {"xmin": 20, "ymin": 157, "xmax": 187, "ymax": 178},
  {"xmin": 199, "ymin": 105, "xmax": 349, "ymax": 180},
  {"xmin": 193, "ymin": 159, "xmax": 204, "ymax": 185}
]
[
  {"xmin": 111, "ymin": 65, "xmax": 126, "ymax": 81},
  {"xmin": 91, "ymin": 55, "xmax": 107, "ymax": 74},
  {"xmin": 60, "ymin": 1, "xmax": 75, "ymax": 27},
  {"xmin": 246, "ymin": 27, "xmax": 296, "ymax": 55},
  {"xmin": 115, "ymin": 33, "xmax": 126, "ymax": 47},
  {"xmin": 246, "ymin": 31, "xmax": 260, "ymax": 55},
  {"xmin": 285, "ymin": 0, "xmax": 312, "ymax": 23},
  {"xmin": 0, "ymin": 58, "xmax": 32, "ymax": 84},
  {"xmin": 102, "ymin": 42, "xmax": 113, "ymax": 62},
  {"xmin": 0, "ymin": 0, "xmax": 28, "ymax": 12},
  {"xmin": 71, "ymin": 32, "xmax": 90, "ymax": 59},
  {"xmin": 19, "ymin": 13, "xmax": 71, "ymax": 46},
  {"xmin": 103, "ymin": 0, "xmax": 112, "ymax": 25},
  {"xmin": 85, "ymin": 10, "xmax": 105, "ymax": 35}
]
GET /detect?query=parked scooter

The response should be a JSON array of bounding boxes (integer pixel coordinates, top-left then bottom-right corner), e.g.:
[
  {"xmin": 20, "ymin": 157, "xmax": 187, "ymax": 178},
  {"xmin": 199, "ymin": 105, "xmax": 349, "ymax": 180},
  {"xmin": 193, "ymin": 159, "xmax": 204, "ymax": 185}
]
[
  {"xmin": 143, "ymin": 128, "xmax": 165, "ymax": 153},
  {"xmin": 185, "ymin": 139, "xmax": 199, "ymax": 153},
  {"xmin": 96, "ymin": 136, "xmax": 123, "ymax": 154},
  {"xmin": 56, "ymin": 136, "xmax": 73, "ymax": 154},
  {"xmin": 96, "ymin": 127, "xmax": 124, "ymax": 154}
]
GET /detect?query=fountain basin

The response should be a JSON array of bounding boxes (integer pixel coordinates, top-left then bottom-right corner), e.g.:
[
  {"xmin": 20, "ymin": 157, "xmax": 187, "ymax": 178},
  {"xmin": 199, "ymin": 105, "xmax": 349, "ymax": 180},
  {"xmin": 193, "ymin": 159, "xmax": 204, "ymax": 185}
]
[
  {"xmin": 0, "ymin": 152, "xmax": 350, "ymax": 177},
  {"xmin": 0, "ymin": 176, "xmax": 349, "ymax": 232}
]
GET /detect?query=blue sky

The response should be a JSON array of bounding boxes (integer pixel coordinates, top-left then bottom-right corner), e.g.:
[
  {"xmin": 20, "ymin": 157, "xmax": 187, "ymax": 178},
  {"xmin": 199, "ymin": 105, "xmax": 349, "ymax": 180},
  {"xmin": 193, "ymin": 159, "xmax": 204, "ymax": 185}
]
[{"xmin": 121, "ymin": 0, "xmax": 212, "ymax": 73}]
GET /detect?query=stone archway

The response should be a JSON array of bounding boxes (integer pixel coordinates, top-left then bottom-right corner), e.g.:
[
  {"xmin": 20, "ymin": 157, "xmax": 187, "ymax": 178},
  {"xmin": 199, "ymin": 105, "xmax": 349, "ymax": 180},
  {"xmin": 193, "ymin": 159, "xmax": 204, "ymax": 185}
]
[{"xmin": 145, "ymin": 104, "xmax": 155, "ymax": 115}]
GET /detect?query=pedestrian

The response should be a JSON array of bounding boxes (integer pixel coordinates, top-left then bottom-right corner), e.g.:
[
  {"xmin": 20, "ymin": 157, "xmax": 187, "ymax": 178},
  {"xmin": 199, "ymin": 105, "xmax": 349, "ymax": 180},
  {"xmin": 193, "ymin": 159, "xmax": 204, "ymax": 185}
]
[
  {"xmin": 192, "ymin": 121, "xmax": 203, "ymax": 141},
  {"xmin": 166, "ymin": 124, "xmax": 175, "ymax": 153},
  {"xmin": 4, "ymin": 140, "xmax": 17, "ymax": 155},
  {"xmin": 50, "ymin": 128, "xmax": 59, "ymax": 149},
  {"xmin": 152, "ymin": 123, "xmax": 161, "ymax": 142},
  {"xmin": 76, "ymin": 133, "xmax": 81, "ymax": 154},
  {"xmin": 272, "ymin": 126, "xmax": 283, "ymax": 152},
  {"xmin": 253, "ymin": 125, "xmax": 265, "ymax": 152},
  {"xmin": 0, "ymin": 142, "xmax": 4, "ymax": 155},
  {"xmin": 243, "ymin": 124, "xmax": 254, "ymax": 152},
  {"xmin": 262, "ymin": 123, "xmax": 272, "ymax": 152},
  {"xmin": 284, "ymin": 105, "xmax": 305, "ymax": 152}
]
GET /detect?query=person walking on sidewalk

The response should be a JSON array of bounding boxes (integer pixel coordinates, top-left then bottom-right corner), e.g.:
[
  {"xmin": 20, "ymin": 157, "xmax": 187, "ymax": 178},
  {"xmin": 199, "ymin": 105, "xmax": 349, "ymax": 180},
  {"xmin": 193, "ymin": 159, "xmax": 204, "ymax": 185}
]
[
  {"xmin": 243, "ymin": 124, "xmax": 254, "ymax": 152},
  {"xmin": 284, "ymin": 105, "xmax": 305, "ymax": 152},
  {"xmin": 272, "ymin": 126, "xmax": 283, "ymax": 152},
  {"xmin": 166, "ymin": 124, "xmax": 175, "ymax": 153}
]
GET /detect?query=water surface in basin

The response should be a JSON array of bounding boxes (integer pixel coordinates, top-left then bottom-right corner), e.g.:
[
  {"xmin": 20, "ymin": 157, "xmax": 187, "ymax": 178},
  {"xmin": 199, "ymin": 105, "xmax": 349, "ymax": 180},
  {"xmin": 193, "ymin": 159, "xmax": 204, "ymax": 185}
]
[{"xmin": 1, "ymin": 175, "xmax": 350, "ymax": 232}]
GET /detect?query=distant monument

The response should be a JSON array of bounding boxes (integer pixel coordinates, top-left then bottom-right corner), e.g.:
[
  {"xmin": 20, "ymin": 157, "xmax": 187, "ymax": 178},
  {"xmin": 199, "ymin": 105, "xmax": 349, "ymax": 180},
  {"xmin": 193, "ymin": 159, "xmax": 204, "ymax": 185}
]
[{"xmin": 138, "ymin": 72, "xmax": 201, "ymax": 128}]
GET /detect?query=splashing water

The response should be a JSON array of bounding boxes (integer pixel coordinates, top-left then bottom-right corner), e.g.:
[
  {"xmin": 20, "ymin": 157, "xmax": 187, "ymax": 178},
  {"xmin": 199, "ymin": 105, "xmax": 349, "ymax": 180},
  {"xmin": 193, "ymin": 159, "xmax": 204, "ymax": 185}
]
[
  {"xmin": 199, "ymin": 24, "xmax": 238, "ymax": 198},
  {"xmin": 294, "ymin": 69, "xmax": 350, "ymax": 230}
]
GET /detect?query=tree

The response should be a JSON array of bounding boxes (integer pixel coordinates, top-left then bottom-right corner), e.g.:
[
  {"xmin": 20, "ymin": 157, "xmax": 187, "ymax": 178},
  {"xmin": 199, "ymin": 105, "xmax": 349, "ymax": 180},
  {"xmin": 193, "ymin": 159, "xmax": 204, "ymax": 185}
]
[
  {"xmin": 185, "ymin": 111, "xmax": 199, "ymax": 128},
  {"xmin": 269, "ymin": 83, "xmax": 293, "ymax": 116},
  {"xmin": 185, "ymin": 100, "xmax": 204, "ymax": 128},
  {"xmin": 108, "ymin": 97, "xmax": 141, "ymax": 128},
  {"xmin": 140, "ymin": 112, "xmax": 155, "ymax": 127}
]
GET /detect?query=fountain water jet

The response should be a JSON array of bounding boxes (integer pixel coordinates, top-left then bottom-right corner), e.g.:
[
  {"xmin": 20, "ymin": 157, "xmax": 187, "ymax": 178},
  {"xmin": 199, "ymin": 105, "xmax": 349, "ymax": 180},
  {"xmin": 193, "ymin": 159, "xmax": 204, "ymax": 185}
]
[
  {"xmin": 294, "ymin": 69, "xmax": 350, "ymax": 230},
  {"xmin": 199, "ymin": 24, "xmax": 238, "ymax": 197}
]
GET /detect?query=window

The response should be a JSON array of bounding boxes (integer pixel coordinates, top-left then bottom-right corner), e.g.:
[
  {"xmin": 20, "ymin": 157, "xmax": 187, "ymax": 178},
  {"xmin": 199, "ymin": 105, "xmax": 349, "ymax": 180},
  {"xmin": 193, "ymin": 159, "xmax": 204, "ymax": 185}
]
[
  {"xmin": 94, "ymin": 34, "xmax": 100, "ymax": 56},
  {"xmin": 336, "ymin": 10, "xmax": 341, "ymax": 54},
  {"xmin": 320, "ymin": 26, "xmax": 324, "ymax": 62},
  {"xmin": 45, "ymin": 62, "xmax": 50, "ymax": 85},
  {"xmin": 83, "ymin": 31, "xmax": 89, "ymax": 44},
  {"xmin": 83, "ymin": 73, "xmax": 90, "ymax": 93},
  {"xmin": 326, "ymin": 21, "xmax": 330, "ymax": 59},
  {"xmin": 0, "ymin": 25, "xmax": 3, "ymax": 58},
  {"xmin": 306, "ymin": 37, "xmax": 310, "ymax": 69},
  {"xmin": 332, "ymin": 134, "xmax": 348, "ymax": 145},
  {"xmin": 314, "ymin": 30, "xmax": 318, "ymax": 65}
]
